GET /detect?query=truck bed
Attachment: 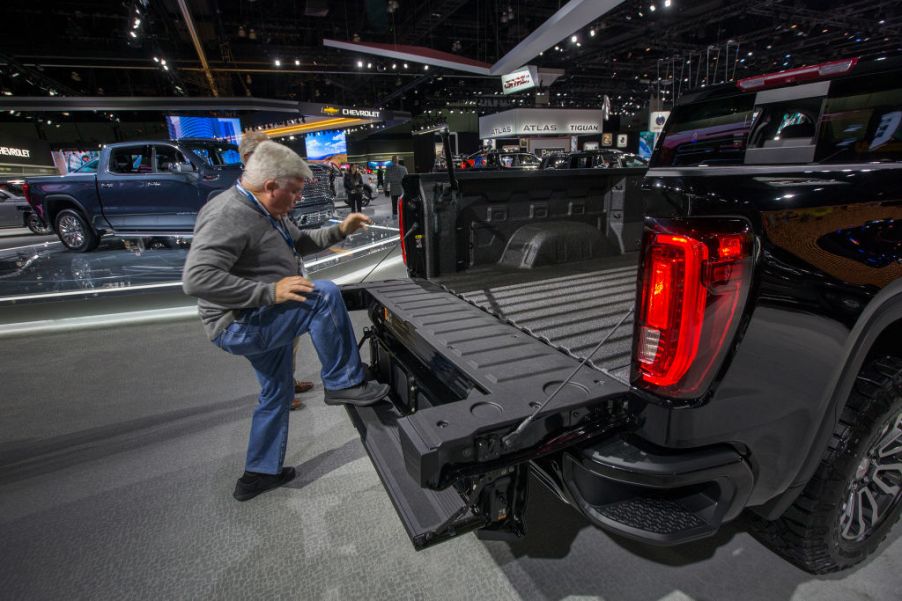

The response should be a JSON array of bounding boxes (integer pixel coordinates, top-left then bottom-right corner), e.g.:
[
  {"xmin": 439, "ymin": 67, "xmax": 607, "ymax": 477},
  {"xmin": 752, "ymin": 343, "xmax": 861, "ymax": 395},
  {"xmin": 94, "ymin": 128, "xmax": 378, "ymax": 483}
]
[{"xmin": 434, "ymin": 253, "xmax": 639, "ymax": 382}]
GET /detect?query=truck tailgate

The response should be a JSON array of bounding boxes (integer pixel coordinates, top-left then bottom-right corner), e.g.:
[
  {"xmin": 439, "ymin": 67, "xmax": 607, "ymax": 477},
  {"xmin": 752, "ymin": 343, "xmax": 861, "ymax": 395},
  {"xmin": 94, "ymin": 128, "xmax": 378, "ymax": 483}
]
[{"xmin": 342, "ymin": 279, "xmax": 634, "ymax": 549}]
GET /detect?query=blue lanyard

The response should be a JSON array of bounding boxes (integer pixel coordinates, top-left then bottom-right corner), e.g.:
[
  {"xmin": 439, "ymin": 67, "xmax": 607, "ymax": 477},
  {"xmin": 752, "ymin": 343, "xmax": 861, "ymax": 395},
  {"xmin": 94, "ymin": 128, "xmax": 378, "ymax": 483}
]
[{"xmin": 235, "ymin": 183, "xmax": 296, "ymax": 254}]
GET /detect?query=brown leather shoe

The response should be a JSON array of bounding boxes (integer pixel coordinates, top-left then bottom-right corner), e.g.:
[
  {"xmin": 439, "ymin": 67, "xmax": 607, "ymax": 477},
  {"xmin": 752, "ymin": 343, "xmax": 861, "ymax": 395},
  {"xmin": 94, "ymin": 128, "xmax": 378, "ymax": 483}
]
[
  {"xmin": 294, "ymin": 380, "xmax": 314, "ymax": 394},
  {"xmin": 291, "ymin": 397, "xmax": 303, "ymax": 411}
]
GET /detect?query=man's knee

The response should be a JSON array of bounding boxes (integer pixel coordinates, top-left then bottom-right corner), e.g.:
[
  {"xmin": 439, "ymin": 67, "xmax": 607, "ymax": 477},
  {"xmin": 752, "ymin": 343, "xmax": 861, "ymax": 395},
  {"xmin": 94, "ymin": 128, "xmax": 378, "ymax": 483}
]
[{"xmin": 313, "ymin": 280, "xmax": 341, "ymax": 304}]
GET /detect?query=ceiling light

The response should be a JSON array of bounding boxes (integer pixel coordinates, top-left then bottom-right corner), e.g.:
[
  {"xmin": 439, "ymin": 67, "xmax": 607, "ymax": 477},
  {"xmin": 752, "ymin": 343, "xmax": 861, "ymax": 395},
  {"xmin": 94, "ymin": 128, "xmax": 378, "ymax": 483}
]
[
  {"xmin": 274, "ymin": 59, "xmax": 281, "ymax": 67},
  {"xmin": 424, "ymin": 65, "xmax": 430, "ymax": 70},
  {"xmin": 590, "ymin": 29, "xmax": 595, "ymax": 37},
  {"xmin": 571, "ymin": 35, "xmax": 578, "ymax": 43},
  {"xmin": 664, "ymin": 0, "xmax": 672, "ymax": 6},
  {"xmin": 153, "ymin": 56, "xmax": 159, "ymax": 63},
  {"xmin": 129, "ymin": 31, "xmax": 137, "ymax": 38},
  {"xmin": 367, "ymin": 62, "xmax": 372, "ymax": 68},
  {"xmin": 163, "ymin": 65, "xmax": 169, "ymax": 71},
  {"xmin": 649, "ymin": 4, "xmax": 656, "ymax": 11},
  {"xmin": 392, "ymin": 63, "xmax": 397, "ymax": 69},
  {"xmin": 357, "ymin": 60, "xmax": 363, "ymax": 68},
  {"xmin": 403, "ymin": 63, "xmax": 409, "ymax": 69},
  {"xmin": 295, "ymin": 59, "xmax": 300, "ymax": 66},
  {"xmin": 161, "ymin": 59, "xmax": 167, "ymax": 65}
]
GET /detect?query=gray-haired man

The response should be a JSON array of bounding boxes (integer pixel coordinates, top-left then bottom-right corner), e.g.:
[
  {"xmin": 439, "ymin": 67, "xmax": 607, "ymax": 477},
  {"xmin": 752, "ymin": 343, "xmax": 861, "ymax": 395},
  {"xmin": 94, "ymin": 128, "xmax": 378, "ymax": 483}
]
[{"xmin": 183, "ymin": 141, "xmax": 388, "ymax": 501}]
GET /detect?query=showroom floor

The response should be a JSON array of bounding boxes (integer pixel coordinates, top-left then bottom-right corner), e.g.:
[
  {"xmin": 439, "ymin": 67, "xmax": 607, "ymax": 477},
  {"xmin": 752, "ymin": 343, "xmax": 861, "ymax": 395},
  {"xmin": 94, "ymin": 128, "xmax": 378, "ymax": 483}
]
[{"xmin": 1, "ymin": 195, "xmax": 900, "ymax": 601}]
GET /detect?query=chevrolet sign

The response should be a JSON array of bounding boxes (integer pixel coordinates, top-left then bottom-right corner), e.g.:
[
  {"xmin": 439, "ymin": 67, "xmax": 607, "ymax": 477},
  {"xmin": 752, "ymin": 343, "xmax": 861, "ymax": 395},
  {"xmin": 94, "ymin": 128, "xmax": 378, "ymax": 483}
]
[
  {"xmin": 321, "ymin": 106, "xmax": 341, "ymax": 116},
  {"xmin": 501, "ymin": 66, "xmax": 538, "ymax": 95}
]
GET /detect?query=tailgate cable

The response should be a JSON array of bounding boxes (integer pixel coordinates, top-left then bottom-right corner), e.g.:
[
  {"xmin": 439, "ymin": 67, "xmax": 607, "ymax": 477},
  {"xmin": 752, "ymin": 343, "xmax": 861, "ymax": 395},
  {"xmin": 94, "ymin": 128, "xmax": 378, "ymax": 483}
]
[
  {"xmin": 356, "ymin": 222, "xmax": 419, "ymax": 285},
  {"xmin": 501, "ymin": 307, "xmax": 634, "ymax": 450}
]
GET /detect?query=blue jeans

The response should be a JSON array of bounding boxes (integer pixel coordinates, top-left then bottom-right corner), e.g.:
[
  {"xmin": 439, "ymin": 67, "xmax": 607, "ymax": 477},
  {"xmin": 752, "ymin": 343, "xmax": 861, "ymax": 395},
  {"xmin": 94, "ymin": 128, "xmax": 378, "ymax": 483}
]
[{"xmin": 213, "ymin": 280, "xmax": 364, "ymax": 474}]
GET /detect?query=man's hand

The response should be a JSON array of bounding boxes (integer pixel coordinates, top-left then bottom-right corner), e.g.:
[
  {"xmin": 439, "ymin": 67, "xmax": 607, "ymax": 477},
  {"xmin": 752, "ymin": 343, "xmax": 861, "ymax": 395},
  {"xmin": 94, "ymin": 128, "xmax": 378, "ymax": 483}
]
[
  {"xmin": 274, "ymin": 276, "xmax": 315, "ymax": 303},
  {"xmin": 340, "ymin": 212, "xmax": 373, "ymax": 236}
]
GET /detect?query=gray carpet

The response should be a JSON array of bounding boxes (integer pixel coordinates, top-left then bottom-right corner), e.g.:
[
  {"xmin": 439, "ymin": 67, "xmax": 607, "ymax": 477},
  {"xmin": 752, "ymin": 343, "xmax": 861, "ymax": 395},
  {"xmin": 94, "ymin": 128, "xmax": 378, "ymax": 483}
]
[{"xmin": 1, "ymin": 314, "xmax": 900, "ymax": 600}]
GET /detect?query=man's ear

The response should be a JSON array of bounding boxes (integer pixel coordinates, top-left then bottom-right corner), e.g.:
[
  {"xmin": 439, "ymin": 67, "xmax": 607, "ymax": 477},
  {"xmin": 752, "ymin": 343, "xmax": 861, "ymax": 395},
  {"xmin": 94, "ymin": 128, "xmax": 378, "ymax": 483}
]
[{"xmin": 263, "ymin": 179, "xmax": 279, "ymax": 194}]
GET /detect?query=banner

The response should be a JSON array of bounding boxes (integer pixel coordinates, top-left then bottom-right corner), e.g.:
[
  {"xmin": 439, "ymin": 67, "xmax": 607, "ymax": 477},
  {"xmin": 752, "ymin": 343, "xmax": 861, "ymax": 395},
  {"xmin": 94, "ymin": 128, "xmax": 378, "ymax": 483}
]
[{"xmin": 501, "ymin": 66, "xmax": 538, "ymax": 95}]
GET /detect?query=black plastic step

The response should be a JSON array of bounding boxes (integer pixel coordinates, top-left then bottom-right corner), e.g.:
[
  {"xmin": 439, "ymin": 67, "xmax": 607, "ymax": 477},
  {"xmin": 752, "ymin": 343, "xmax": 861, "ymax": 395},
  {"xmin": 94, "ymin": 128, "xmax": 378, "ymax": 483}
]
[
  {"xmin": 346, "ymin": 402, "xmax": 483, "ymax": 550},
  {"xmin": 595, "ymin": 497, "xmax": 706, "ymax": 535}
]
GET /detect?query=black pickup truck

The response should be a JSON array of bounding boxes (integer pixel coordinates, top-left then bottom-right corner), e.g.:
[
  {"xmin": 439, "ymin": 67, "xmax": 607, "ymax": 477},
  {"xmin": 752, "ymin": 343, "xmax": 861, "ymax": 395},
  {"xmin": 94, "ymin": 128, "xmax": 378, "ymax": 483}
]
[{"xmin": 341, "ymin": 55, "xmax": 902, "ymax": 574}]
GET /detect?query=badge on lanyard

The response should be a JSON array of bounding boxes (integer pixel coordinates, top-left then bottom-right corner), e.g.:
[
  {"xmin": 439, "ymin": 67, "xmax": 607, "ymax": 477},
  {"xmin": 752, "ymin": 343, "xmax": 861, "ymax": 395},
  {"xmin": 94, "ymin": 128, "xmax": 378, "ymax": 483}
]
[{"xmin": 236, "ymin": 183, "xmax": 305, "ymax": 276}]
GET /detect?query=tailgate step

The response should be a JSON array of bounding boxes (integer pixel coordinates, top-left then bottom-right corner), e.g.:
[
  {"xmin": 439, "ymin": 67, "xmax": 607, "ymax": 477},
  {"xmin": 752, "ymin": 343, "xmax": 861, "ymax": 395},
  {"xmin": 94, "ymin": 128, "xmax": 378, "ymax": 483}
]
[{"xmin": 347, "ymin": 402, "xmax": 484, "ymax": 550}]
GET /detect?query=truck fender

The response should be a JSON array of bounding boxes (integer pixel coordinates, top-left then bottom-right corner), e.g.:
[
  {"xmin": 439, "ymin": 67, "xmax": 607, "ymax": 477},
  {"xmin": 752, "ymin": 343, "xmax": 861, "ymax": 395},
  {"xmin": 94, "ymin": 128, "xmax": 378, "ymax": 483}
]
[
  {"xmin": 44, "ymin": 194, "xmax": 104, "ymax": 233},
  {"xmin": 756, "ymin": 279, "xmax": 902, "ymax": 519}
]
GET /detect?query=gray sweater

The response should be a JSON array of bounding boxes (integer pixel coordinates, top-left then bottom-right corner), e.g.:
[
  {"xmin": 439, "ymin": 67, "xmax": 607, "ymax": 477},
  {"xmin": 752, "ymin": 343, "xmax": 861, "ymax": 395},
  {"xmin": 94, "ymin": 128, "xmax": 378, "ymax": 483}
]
[{"xmin": 182, "ymin": 185, "xmax": 346, "ymax": 339}]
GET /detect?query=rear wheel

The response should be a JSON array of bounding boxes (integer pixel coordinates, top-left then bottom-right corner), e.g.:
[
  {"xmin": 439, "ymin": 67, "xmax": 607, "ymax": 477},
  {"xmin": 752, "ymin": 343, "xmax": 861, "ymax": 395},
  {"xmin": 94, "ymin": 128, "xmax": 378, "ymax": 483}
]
[
  {"xmin": 754, "ymin": 355, "xmax": 902, "ymax": 573},
  {"xmin": 25, "ymin": 212, "xmax": 52, "ymax": 235},
  {"xmin": 55, "ymin": 208, "xmax": 99, "ymax": 252}
]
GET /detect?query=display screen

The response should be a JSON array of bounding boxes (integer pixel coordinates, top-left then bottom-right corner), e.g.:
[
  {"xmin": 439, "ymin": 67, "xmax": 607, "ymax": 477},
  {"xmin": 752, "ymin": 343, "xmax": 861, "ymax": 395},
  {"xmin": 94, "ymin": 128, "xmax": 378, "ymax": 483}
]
[
  {"xmin": 305, "ymin": 130, "xmax": 347, "ymax": 162},
  {"xmin": 51, "ymin": 150, "xmax": 102, "ymax": 174},
  {"xmin": 367, "ymin": 160, "xmax": 393, "ymax": 169},
  {"xmin": 166, "ymin": 115, "xmax": 243, "ymax": 145}
]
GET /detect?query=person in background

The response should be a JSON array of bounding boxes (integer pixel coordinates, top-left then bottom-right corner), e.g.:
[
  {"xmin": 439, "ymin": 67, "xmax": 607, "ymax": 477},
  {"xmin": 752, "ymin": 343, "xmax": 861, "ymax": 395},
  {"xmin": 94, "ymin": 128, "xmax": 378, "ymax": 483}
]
[
  {"xmin": 385, "ymin": 156, "xmax": 408, "ymax": 218},
  {"xmin": 344, "ymin": 163, "xmax": 364, "ymax": 214},
  {"xmin": 238, "ymin": 131, "xmax": 314, "ymax": 410},
  {"xmin": 183, "ymin": 141, "xmax": 389, "ymax": 502},
  {"xmin": 376, "ymin": 165, "xmax": 385, "ymax": 194}
]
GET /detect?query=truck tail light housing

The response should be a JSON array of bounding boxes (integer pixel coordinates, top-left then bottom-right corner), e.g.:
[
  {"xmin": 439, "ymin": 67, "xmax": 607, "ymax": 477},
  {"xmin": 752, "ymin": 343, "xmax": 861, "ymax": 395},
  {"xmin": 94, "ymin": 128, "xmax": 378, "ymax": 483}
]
[
  {"xmin": 632, "ymin": 218, "xmax": 754, "ymax": 398},
  {"xmin": 21, "ymin": 181, "xmax": 43, "ymax": 219},
  {"xmin": 397, "ymin": 194, "xmax": 408, "ymax": 265}
]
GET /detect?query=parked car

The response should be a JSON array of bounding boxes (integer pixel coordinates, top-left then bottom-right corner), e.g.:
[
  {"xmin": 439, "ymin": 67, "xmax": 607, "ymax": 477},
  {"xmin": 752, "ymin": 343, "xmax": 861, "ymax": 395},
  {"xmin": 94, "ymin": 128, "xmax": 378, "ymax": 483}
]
[
  {"xmin": 540, "ymin": 149, "xmax": 649, "ymax": 169},
  {"xmin": 0, "ymin": 180, "xmax": 52, "ymax": 234},
  {"xmin": 339, "ymin": 55, "xmax": 902, "ymax": 574},
  {"xmin": 458, "ymin": 150, "xmax": 541, "ymax": 170}
]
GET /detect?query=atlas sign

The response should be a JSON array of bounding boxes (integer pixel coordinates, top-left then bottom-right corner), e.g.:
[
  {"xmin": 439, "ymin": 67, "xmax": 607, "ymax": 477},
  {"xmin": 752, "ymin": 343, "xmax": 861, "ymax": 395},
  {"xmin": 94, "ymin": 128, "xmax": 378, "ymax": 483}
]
[
  {"xmin": 501, "ymin": 66, "xmax": 538, "ymax": 95},
  {"xmin": 480, "ymin": 108, "xmax": 605, "ymax": 138}
]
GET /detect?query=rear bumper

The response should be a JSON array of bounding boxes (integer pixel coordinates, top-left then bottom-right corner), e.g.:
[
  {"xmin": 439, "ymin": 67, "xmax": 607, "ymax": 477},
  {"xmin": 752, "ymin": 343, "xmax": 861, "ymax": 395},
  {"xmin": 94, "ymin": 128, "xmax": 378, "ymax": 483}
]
[{"xmin": 561, "ymin": 434, "xmax": 754, "ymax": 545}]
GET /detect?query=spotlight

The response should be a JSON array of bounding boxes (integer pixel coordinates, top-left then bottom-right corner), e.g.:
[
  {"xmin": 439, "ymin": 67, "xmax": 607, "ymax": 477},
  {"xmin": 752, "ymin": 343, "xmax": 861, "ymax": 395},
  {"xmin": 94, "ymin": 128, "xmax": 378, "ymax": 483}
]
[
  {"xmin": 357, "ymin": 60, "xmax": 363, "ymax": 68},
  {"xmin": 274, "ymin": 59, "xmax": 281, "ymax": 67},
  {"xmin": 649, "ymin": 4, "xmax": 656, "ymax": 11},
  {"xmin": 571, "ymin": 35, "xmax": 578, "ymax": 43},
  {"xmin": 129, "ymin": 31, "xmax": 137, "ymax": 38},
  {"xmin": 424, "ymin": 65, "xmax": 429, "ymax": 70},
  {"xmin": 367, "ymin": 62, "xmax": 372, "ymax": 68},
  {"xmin": 590, "ymin": 29, "xmax": 595, "ymax": 37},
  {"xmin": 403, "ymin": 63, "xmax": 409, "ymax": 69},
  {"xmin": 664, "ymin": 0, "xmax": 672, "ymax": 6},
  {"xmin": 295, "ymin": 59, "xmax": 300, "ymax": 66}
]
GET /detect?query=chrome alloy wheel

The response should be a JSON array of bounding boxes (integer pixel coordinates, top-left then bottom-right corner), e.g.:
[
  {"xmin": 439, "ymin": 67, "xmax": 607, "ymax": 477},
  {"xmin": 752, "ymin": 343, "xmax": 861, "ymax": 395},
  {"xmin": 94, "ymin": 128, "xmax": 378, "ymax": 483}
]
[
  {"xmin": 839, "ymin": 411, "xmax": 902, "ymax": 542},
  {"xmin": 58, "ymin": 214, "xmax": 86, "ymax": 248}
]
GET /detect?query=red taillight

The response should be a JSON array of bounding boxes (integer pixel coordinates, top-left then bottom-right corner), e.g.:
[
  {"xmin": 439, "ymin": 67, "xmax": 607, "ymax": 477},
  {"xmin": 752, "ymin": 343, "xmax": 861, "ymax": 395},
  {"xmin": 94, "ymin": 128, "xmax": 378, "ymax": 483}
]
[
  {"xmin": 633, "ymin": 219, "xmax": 754, "ymax": 398},
  {"xmin": 397, "ymin": 194, "xmax": 408, "ymax": 265},
  {"xmin": 736, "ymin": 57, "xmax": 858, "ymax": 91}
]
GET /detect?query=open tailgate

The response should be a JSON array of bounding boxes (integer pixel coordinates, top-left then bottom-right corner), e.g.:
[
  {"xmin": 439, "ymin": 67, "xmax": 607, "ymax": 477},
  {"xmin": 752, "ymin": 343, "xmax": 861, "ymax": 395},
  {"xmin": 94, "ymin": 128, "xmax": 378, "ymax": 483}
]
[{"xmin": 342, "ymin": 279, "xmax": 634, "ymax": 549}]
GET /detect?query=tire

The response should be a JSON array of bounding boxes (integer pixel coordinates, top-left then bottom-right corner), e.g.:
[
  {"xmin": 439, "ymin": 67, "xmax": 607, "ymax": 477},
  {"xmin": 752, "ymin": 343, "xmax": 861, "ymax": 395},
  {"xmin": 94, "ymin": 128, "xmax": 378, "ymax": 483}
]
[
  {"xmin": 752, "ymin": 355, "xmax": 902, "ymax": 573},
  {"xmin": 54, "ymin": 208, "xmax": 100, "ymax": 252},
  {"xmin": 25, "ymin": 212, "xmax": 52, "ymax": 235}
]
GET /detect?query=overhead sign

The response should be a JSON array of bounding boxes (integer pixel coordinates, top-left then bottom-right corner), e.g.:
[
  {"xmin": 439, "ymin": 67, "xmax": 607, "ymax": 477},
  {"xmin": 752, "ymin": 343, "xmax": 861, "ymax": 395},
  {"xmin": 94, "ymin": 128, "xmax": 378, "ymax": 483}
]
[
  {"xmin": 479, "ymin": 108, "xmax": 605, "ymax": 138},
  {"xmin": 0, "ymin": 133, "xmax": 52, "ymax": 167},
  {"xmin": 298, "ymin": 102, "xmax": 385, "ymax": 121},
  {"xmin": 649, "ymin": 111, "xmax": 671, "ymax": 134},
  {"xmin": 501, "ymin": 66, "xmax": 538, "ymax": 95}
]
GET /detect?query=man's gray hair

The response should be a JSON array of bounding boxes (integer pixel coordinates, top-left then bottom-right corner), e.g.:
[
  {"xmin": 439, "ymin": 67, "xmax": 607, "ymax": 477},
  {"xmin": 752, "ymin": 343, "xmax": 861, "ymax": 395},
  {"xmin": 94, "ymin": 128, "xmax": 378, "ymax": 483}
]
[
  {"xmin": 242, "ymin": 140, "xmax": 313, "ymax": 189},
  {"xmin": 239, "ymin": 130, "xmax": 269, "ymax": 162}
]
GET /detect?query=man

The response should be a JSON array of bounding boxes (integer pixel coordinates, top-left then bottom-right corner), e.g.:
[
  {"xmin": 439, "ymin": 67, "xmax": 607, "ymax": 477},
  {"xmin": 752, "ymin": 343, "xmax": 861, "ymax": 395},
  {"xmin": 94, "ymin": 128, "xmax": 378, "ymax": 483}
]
[
  {"xmin": 239, "ymin": 131, "xmax": 313, "ymax": 410},
  {"xmin": 183, "ymin": 141, "xmax": 389, "ymax": 501},
  {"xmin": 385, "ymin": 155, "xmax": 408, "ymax": 217}
]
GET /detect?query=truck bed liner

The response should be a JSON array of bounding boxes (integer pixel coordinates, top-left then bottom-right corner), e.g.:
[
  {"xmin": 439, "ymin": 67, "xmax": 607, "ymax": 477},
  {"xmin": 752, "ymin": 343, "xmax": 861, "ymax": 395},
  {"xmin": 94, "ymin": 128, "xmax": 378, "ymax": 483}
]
[{"xmin": 435, "ymin": 254, "xmax": 639, "ymax": 382}]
